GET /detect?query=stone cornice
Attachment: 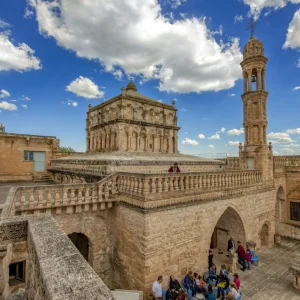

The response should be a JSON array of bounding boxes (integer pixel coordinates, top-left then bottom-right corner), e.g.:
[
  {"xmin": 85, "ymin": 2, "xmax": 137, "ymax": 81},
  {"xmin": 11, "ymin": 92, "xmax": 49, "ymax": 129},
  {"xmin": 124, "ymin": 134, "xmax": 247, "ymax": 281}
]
[{"xmin": 240, "ymin": 56, "xmax": 268, "ymax": 67}]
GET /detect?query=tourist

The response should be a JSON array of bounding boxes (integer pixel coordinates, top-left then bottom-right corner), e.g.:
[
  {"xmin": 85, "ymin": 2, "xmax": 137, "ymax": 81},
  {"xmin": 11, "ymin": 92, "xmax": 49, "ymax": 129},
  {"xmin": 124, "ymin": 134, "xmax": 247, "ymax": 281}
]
[
  {"xmin": 196, "ymin": 275, "xmax": 208, "ymax": 295},
  {"xmin": 183, "ymin": 271, "xmax": 197, "ymax": 296},
  {"xmin": 225, "ymin": 292, "xmax": 234, "ymax": 300},
  {"xmin": 217, "ymin": 275, "xmax": 229, "ymax": 300},
  {"xmin": 208, "ymin": 249, "xmax": 214, "ymax": 268},
  {"xmin": 227, "ymin": 237, "xmax": 235, "ymax": 253},
  {"xmin": 208, "ymin": 264, "xmax": 218, "ymax": 284},
  {"xmin": 169, "ymin": 275, "xmax": 181, "ymax": 292},
  {"xmin": 206, "ymin": 284, "xmax": 217, "ymax": 300},
  {"xmin": 236, "ymin": 241, "xmax": 246, "ymax": 271},
  {"xmin": 245, "ymin": 250, "xmax": 252, "ymax": 270},
  {"xmin": 219, "ymin": 264, "xmax": 229, "ymax": 277},
  {"xmin": 229, "ymin": 282, "xmax": 240, "ymax": 299},
  {"xmin": 152, "ymin": 275, "xmax": 163, "ymax": 300},
  {"xmin": 166, "ymin": 288, "xmax": 177, "ymax": 300},
  {"xmin": 233, "ymin": 273, "xmax": 240, "ymax": 290},
  {"xmin": 168, "ymin": 162, "xmax": 180, "ymax": 173}
]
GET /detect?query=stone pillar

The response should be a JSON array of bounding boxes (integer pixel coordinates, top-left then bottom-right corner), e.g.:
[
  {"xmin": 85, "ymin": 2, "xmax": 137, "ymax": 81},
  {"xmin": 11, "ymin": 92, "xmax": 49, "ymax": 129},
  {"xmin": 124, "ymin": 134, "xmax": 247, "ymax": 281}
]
[
  {"xmin": 248, "ymin": 73, "xmax": 252, "ymax": 91},
  {"xmin": 262, "ymin": 70, "xmax": 266, "ymax": 90},
  {"xmin": 243, "ymin": 76, "xmax": 247, "ymax": 93},
  {"xmin": 257, "ymin": 69, "xmax": 262, "ymax": 90}
]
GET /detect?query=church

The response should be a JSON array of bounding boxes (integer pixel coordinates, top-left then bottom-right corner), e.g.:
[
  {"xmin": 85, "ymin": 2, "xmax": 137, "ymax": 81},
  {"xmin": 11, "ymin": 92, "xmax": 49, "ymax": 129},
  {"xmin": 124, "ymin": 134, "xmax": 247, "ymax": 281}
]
[{"xmin": 0, "ymin": 29, "xmax": 299, "ymax": 300}]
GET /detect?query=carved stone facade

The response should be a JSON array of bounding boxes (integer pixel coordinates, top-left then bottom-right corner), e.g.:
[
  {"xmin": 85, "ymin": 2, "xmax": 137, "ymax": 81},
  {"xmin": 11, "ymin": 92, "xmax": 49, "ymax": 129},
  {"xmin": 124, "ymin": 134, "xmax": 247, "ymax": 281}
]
[
  {"xmin": 86, "ymin": 82, "xmax": 179, "ymax": 153},
  {"xmin": 239, "ymin": 35, "xmax": 273, "ymax": 179}
]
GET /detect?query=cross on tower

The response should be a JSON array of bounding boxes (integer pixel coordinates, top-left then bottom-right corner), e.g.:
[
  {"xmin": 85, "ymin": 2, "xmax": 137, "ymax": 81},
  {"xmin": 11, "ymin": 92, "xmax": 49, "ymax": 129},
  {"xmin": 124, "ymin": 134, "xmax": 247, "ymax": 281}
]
[{"xmin": 246, "ymin": 17, "xmax": 257, "ymax": 37}]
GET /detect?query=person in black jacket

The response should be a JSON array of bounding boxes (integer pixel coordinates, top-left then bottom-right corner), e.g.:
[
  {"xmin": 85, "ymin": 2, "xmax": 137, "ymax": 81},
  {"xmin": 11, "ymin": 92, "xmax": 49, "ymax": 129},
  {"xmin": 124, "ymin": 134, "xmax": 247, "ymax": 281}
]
[
  {"xmin": 169, "ymin": 275, "xmax": 181, "ymax": 291},
  {"xmin": 166, "ymin": 288, "xmax": 177, "ymax": 300},
  {"xmin": 227, "ymin": 237, "xmax": 235, "ymax": 253}
]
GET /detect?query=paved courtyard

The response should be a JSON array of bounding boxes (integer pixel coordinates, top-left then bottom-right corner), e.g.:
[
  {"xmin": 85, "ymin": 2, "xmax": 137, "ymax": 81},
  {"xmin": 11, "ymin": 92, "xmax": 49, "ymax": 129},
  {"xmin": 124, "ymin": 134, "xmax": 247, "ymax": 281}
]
[{"xmin": 220, "ymin": 238, "xmax": 300, "ymax": 300}]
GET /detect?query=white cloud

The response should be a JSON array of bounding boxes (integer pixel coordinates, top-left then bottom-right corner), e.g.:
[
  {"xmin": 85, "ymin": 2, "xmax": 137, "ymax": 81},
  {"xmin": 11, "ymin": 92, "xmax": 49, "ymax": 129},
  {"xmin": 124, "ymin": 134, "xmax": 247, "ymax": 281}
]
[
  {"xmin": 243, "ymin": 0, "xmax": 300, "ymax": 19},
  {"xmin": 283, "ymin": 9, "xmax": 300, "ymax": 50},
  {"xmin": 0, "ymin": 19, "xmax": 11, "ymax": 28},
  {"xmin": 281, "ymin": 147, "xmax": 295, "ymax": 154},
  {"xmin": 113, "ymin": 69, "xmax": 123, "ymax": 81},
  {"xmin": 180, "ymin": 108, "xmax": 187, "ymax": 112},
  {"xmin": 267, "ymin": 132, "xmax": 295, "ymax": 143},
  {"xmin": 198, "ymin": 134, "xmax": 205, "ymax": 139},
  {"xmin": 226, "ymin": 141, "xmax": 240, "ymax": 147},
  {"xmin": 208, "ymin": 133, "xmax": 220, "ymax": 140},
  {"xmin": 21, "ymin": 104, "xmax": 28, "ymax": 108},
  {"xmin": 66, "ymin": 100, "xmax": 79, "ymax": 107},
  {"xmin": 228, "ymin": 128, "xmax": 244, "ymax": 136},
  {"xmin": 298, "ymin": 59, "xmax": 300, "ymax": 68},
  {"xmin": 182, "ymin": 137, "xmax": 199, "ymax": 146},
  {"xmin": 24, "ymin": 7, "xmax": 34, "ymax": 19},
  {"xmin": 0, "ymin": 101, "xmax": 17, "ymax": 111},
  {"xmin": 10, "ymin": 100, "xmax": 17, "ymax": 102},
  {"xmin": 286, "ymin": 128, "xmax": 300, "ymax": 134},
  {"xmin": 287, "ymin": 143, "xmax": 300, "ymax": 148},
  {"xmin": 216, "ymin": 127, "xmax": 226, "ymax": 134},
  {"xmin": 66, "ymin": 76, "xmax": 104, "ymax": 99},
  {"xmin": 0, "ymin": 89, "xmax": 10, "ymax": 98},
  {"xmin": 0, "ymin": 31, "xmax": 41, "ymax": 72},
  {"xmin": 29, "ymin": 0, "xmax": 243, "ymax": 93},
  {"xmin": 228, "ymin": 93, "xmax": 236, "ymax": 97},
  {"xmin": 208, "ymin": 144, "xmax": 214, "ymax": 148},
  {"xmin": 71, "ymin": 101, "xmax": 78, "ymax": 107},
  {"xmin": 234, "ymin": 15, "xmax": 243, "ymax": 23},
  {"xmin": 20, "ymin": 95, "xmax": 30, "ymax": 100},
  {"xmin": 293, "ymin": 86, "xmax": 300, "ymax": 91},
  {"xmin": 165, "ymin": 0, "xmax": 187, "ymax": 9}
]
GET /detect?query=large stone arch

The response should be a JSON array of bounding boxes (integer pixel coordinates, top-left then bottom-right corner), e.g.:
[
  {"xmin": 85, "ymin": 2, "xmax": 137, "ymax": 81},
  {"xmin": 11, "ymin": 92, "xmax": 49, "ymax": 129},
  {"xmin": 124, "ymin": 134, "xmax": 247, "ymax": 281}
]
[{"xmin": 209, "ymin": 206, "xmax": 246, "ymax": 252}]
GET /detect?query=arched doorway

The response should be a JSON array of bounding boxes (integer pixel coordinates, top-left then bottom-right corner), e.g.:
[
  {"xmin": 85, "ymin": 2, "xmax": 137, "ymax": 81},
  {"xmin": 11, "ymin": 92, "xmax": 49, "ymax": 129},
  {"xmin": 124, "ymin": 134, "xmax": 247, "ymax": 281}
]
[
  {"xmin": 210, "ymin": 207, "xmax": 246, "ymax": 252},
  {"xmin": 260, "ymin": 223, "xmax": 270, "ymax": 248},
  {"xmin": 68, "ymin": 233, "xmax": 89, "ymax": 261}
]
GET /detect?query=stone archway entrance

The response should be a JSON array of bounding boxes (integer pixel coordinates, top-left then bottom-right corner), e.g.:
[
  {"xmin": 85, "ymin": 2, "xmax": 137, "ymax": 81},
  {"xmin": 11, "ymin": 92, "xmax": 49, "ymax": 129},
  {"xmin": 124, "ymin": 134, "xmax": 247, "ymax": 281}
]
[
  {"xmin": 68, "ymin": 232, "xmax": 89, "ymax": 261},
  {"xmin": 260, "ymin": 223, "xmax": 270, "ymax": 248},
  {"xmin": 210, "ymin": 207, "xmax": 246, "ymax": 252}
]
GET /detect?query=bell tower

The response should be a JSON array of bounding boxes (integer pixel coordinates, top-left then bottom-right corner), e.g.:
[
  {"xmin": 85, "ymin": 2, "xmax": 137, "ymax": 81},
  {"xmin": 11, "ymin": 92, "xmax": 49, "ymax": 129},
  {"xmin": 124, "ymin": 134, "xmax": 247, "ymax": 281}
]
[{"xmin": 240, "ymin": 22, "xmax": 273, "ymax": 179}]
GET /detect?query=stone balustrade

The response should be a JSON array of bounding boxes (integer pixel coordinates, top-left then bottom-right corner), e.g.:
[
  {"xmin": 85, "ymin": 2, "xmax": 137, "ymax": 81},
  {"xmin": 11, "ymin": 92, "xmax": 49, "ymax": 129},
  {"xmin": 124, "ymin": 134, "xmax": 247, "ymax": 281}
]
[
  {"xmin": 117, "ymin": 170, "xmax": 262, "ymax": 199},
  {"xmin": 7, "ymin": 174, "xmax": 117, "ymax": 217},
  {"xmin": 274, "ymin": 156, "xmax": 300, "ymax": 169},
  {"xmin": 224, "ymin": 157, "xmax": 240, "ymax": 170}
]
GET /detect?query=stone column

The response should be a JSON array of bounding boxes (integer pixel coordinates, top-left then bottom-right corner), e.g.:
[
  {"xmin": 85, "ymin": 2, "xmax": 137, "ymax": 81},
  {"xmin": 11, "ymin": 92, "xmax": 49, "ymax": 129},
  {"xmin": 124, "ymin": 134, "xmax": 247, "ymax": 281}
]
[
  {"xmin": 248, "ymin": 73, "xmax": 252, "ymax": 91},
  {"xmin": 262, "ymin": 70, "xmax": 266, "ymax": 90},
  {"xmin": 257, "ymin": 69, "xmax": 262, "ymax": 90},
  {"xmin": 243, "ymin": 76, "xmax": 247, "ymax": 93}
]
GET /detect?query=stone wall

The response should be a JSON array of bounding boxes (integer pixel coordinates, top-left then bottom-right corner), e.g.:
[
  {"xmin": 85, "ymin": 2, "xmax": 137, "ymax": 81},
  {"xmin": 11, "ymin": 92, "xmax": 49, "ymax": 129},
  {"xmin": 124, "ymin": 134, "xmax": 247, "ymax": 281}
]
[
  {"xmin": 113, "ymin": 188, "xmax": 276, "ymax": 295},
  {"xmin": 0, "ymin": 133, "xmax": 59, "ymax": 182},
  {"xmin": 53, "ymin": 210, "xmax": 114, "ymax": 288}
]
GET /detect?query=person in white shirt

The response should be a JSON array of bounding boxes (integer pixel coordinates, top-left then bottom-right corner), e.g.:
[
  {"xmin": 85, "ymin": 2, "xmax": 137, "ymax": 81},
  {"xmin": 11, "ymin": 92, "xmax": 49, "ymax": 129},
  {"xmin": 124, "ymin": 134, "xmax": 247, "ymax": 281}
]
[
  {"xmin": 152, "ymin": 275, "xmax": 163, "ymax": 300},
  {"xmin": 229, "ymin": 282, "xmax": 240, "ymax": 299}
]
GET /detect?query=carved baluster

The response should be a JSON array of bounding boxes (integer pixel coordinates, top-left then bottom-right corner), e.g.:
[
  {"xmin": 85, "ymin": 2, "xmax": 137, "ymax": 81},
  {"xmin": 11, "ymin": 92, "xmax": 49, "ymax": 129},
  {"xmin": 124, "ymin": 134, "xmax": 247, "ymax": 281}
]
[
  {"xmin": 179, "ymin": 176, "xmax": 184, "ymax": 190},
  {"xmin": 169, "ymin": 176, "xmax": 174, "ymax": 192},
  {"xmin": 184, "ymin": 176, "xmax": 189, "ymax": 190},
  {"xmin": 163, "ymin": 177, "xmax": 168, "ymax": 192},
  {"xmin": 157, "ymin": 178, "xmax": 162, "ymax": 193},
  {"xmin": 143, "ymin": 178, "xmax": 149, "ymax": 196},
  {"xmin": 104, "ymin": 184, "xmax": 109, "ymax": 200},
  {"xmin": 137, "ymin": 178, "xmax": 143, "ymax": 195},
  {"xmin": 98, "ymin": 184, "xmax": 103, "ymax": 202},
  {"xmin": 29, "ymin": 190, "xmax": 35, "ymax": 209},
  {"xmin": 151, "ymin": 178, "xmax": 156, "ymax": 193},
  {"xmin": 202, "ymin": 176, "xmax": 206, "ymax": 189},
  {"xmin": 173, "ymin": 176, "xmax": 178, "ymax": 191},
  {"xmin": 87, "ymin": 186, "xmax": 95, "ymax": 212},
  {"xmin": 20, "ymin": 191, "xmax": 26, "ymax": 210},
  {"xmin": 112, "ymin": 176, "xmax": 117, "ymax": 194},
  {"xmin": 55, "ymin": 190, "xmax": 62, "ymax": 214}
]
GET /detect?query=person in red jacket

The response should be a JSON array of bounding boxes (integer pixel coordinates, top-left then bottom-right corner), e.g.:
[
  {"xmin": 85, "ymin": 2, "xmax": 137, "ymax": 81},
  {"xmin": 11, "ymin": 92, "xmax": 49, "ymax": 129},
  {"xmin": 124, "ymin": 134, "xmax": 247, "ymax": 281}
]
[
  {"xmin": 168, "ymin": 163, "xmax": 180, "ymax": 173},
  {"xmin": 236, "ymin": 241, "xmax": 247, "ymax": 271}
]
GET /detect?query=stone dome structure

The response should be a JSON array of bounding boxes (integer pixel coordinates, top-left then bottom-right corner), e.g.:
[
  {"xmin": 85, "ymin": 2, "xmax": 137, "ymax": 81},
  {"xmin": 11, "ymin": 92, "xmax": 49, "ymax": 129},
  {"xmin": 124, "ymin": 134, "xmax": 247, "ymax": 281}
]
[
  {"xmin": 243, "ymin": 36, "xmax": 264, "ymax": 59},
  {"xmin": 126, "ymin": 81, "xmax": 137, "ymax": 92}
]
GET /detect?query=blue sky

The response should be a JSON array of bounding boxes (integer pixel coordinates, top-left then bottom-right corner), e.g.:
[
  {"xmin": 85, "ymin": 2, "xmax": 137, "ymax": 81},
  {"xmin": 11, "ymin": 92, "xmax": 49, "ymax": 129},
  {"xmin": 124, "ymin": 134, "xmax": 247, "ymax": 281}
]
[{"xmin": 0, "ymin": 0, "xmax": 300, "ymax": 155}]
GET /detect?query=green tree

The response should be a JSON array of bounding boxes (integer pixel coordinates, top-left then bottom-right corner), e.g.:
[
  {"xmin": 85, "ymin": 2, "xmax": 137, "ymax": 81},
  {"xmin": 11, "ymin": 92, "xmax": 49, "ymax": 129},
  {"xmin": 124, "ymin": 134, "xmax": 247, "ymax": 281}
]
[{"xmin": 59, "ymin": 146, "xmax": 76, "ymax": 152}]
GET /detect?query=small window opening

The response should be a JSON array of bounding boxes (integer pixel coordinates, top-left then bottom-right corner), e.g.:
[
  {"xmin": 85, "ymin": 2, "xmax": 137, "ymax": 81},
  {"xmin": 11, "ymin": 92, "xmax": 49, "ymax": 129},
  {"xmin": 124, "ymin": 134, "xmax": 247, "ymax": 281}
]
[{"xmin": 9, "ymin": 261, "xmax": 25, "ymax": 286}]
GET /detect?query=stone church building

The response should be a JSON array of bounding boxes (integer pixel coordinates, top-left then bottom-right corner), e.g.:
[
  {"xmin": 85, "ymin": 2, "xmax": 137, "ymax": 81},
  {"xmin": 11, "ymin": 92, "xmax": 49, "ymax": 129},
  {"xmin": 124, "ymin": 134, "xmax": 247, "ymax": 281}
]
[{"xmin": 0, "ymin": 33, "xmax": 299, "ymax": 299}]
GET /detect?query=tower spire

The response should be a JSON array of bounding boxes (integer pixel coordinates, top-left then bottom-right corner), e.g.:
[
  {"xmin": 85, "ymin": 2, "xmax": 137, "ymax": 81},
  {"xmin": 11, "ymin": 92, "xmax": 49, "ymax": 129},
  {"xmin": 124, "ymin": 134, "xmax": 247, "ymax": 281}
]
[{"xmin": 246, "ymin": 17, "xmax": 258, "ymax": 38}]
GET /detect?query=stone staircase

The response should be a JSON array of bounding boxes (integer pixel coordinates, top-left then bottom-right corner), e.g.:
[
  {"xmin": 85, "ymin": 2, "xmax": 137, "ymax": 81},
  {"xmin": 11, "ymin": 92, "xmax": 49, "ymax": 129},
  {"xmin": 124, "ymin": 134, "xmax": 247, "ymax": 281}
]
[{"xmin": 33, "ymin": 173, "xmax": 53, "ymax": 183}]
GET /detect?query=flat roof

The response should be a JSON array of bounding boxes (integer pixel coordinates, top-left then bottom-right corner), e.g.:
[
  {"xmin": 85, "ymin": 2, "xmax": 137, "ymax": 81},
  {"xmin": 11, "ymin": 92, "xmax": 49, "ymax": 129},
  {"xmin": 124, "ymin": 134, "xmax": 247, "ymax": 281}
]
[{"xmin": 0, "ymin": 132, "xmax": 57, "ymax": 139}]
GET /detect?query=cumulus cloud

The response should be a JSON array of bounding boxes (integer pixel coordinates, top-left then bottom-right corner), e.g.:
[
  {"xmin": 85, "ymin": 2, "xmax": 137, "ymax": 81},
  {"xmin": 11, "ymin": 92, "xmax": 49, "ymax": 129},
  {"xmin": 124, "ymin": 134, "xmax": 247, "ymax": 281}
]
[
  {"xmin": 0, "ymin": 101, "xmax": 17, "ymax": 111},
  {"xmin": 243, "ymin": 0, "xmax": 300, "ymax": 19},
  {"xmin": 0, "ymin": 31, "xmax": 41, "ymax": 72},
  {"xmin": 228, "ymin": 93, "xmax": 236, "ymax": 97},
  {"xmin": 281, "ymin": 147, "xmax": 295, "ymax": 154},
  {"xmin": 267, "ymin": 132, "xmax": 295, "ymax": 143},
  {"xmin": 226, "ymin": 141, "xmax": 240, "ymax": 147},
  {"xmin": 165, "ymin": 0, "xmax": 187, "ymax": 9},
  {"xmin": 0, "ymin": 19, "xmax": 11, "ymax": 28},
  {"xmin": 208, "ymin": 133, "xmax": 220, "ymax": 140},
  {"xmin": 228, "ymin": 128, "xmax": 244, "ymax": 136},
  {"xmin": 283, "ymin": 9, "xmax": 300, "ymax": 50},
  {"xmin": 286, "ymin": 128, "xmax": 300, "ymax": 134},
  {"xmin": 20, "ymin": 95, "xmax": 30, "ymax": 100},
  {"xmin": 208, "ymin": 145, "xmax": 214, "ymax": 148},
  {"xmin": 198, "ymin": 134, "xmax": 205, "ymax": 139},
  {"xmin": 216, "ymin": 127, "xmax": 226, "ymax": 134},
  {"xmin": 180, "ymin": 108, "xmax": 187, "ymax": 112},
  {"xmin": 21, "ymin": 104, "xmax": 28, "ymax": 108},
  {"xmin": 29, "ymin": 0, "xmax": 243, "ymax": 93},
  {"xmin": 66, "ymin": 76, "xmax": 104, "ymax": 99},
  {"xmin": 113, "ymin": 69, "xmax": 123, "ymax": 81},
  {"xmin": 182, "ymin": 137, "xmax": 199, "ymax": 146},
  {"xmin": 234, "ymin": 15, "xmax": 243, "ymax": 23},
  {"xmin": 293, "ymin": 86, "xmax": 300, "ymax": 90},
  {"xmin": 0, "ymin": 89, "xmax": 10, "ymax": 98}
]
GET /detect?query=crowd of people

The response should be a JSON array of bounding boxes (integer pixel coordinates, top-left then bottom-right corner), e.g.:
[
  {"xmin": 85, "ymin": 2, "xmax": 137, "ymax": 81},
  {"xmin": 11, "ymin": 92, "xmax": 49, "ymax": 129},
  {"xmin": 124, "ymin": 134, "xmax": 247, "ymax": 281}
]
[{"xmin": 152, "ymin": 238, "xmax": 254, "ymax": 300}]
